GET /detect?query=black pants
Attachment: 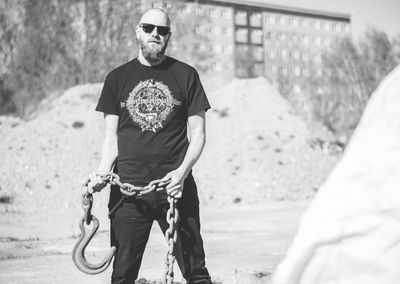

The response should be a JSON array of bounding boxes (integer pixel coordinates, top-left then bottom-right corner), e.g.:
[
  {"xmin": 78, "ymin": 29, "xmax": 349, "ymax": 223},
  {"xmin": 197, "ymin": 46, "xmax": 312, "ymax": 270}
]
[{"xmin": 109, "ymin": 174, "xmax": 212, "ymax": 284}]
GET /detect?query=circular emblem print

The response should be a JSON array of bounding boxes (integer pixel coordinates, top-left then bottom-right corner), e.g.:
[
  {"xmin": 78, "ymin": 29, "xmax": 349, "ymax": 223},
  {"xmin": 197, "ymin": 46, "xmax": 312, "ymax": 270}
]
[{"xmin": 126, "ymin": 80, "xmax": 181, "ymax": 132}]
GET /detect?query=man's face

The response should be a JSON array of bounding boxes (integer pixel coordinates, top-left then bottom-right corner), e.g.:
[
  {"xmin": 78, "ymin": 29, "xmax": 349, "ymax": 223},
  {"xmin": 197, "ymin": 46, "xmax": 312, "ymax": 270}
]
[{"xmin": 136, "ymin": 10, "xmax": 171, "ymax": 63}]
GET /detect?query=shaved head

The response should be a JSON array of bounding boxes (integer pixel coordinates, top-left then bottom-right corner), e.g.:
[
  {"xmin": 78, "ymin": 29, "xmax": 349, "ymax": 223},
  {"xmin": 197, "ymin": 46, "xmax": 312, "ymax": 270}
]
[
  {"xmin": 139, "ymin": 8, "xmax": 170, "ymax": 27},
  {"xmin": 136, "ymin": 8, "xmax": 171, "ymax": 65}
]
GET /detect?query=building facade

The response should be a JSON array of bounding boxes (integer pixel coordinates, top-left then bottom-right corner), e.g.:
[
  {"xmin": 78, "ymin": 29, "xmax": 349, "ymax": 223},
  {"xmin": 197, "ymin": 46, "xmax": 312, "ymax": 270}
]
[{"xmin": 140, "ymin": 0, "xmax": 351, "ymax": 85}]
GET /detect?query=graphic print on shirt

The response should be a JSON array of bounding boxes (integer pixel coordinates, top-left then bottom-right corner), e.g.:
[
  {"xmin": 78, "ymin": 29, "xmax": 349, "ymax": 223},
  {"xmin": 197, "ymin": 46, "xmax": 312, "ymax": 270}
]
[{"xmin": 124, "ymin": 80, "xmax": 182, "ymax": 132}]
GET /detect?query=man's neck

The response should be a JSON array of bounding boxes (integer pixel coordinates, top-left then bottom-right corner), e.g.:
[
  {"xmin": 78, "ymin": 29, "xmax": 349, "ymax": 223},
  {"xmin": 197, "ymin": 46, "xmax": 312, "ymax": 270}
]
[{"xmin": 138, "ymin": 51, "xmax": 165, "ymax": 67}]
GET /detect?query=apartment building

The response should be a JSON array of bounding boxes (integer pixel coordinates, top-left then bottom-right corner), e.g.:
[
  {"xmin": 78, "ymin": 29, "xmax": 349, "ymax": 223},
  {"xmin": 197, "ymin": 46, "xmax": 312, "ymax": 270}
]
[{"xmin": 140, "ymin": 0, "xmax": 351, "ymax": 85}]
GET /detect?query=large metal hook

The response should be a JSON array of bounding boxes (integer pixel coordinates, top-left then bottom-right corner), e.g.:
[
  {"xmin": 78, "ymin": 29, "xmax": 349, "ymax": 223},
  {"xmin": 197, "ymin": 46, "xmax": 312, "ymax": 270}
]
[
  {"xmin": 72, "ymin": 215, "xmax": 116, "ymax": 274},
  {"xmin": 72, "ymin": 193, "xmax": 116, "ymax": 274}
]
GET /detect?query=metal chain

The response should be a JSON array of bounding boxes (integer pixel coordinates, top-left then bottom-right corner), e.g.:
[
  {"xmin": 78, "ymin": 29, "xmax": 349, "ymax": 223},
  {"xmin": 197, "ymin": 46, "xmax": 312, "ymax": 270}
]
[
  {"xmin": 97, "ymin": 172, "xmax": 169, "ymax": 197},
  {"xmin": 164, "ymin": 196, "xmax": 179, "ymax": 284},
  {"xmin": 95, "ymin": 172, "xmax": 170, "ymax": 218},
  {"xmin": 86, "ymin": 172, "xmax": 179, "ymax": 283}
]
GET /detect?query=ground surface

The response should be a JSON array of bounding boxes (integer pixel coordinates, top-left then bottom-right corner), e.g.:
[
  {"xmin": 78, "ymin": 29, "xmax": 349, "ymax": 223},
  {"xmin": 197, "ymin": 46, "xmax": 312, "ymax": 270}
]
[{"xmin": 0, "ymin": 201, "xmax": 308, "ymax": 284}]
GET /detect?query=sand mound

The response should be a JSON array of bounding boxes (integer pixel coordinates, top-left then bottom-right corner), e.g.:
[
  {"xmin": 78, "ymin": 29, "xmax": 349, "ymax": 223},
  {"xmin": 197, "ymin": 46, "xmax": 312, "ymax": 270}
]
[
  {"xmin": 0, "ymin": 78, "xmax": 337, "ymax": 238},
  {"xmin": 0, "ymin": 84, "xmax": 106, "ymax": 236},
  {"xmin": 195, "ymin": 77, "xmax": 337, "ymax": 205}
]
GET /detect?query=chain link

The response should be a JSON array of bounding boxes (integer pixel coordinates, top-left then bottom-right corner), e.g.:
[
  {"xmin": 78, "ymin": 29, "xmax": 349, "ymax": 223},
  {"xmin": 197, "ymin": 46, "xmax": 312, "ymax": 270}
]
[{"xmin": 81, "ymin": 193, "xmax": 93, "ymax": 225}]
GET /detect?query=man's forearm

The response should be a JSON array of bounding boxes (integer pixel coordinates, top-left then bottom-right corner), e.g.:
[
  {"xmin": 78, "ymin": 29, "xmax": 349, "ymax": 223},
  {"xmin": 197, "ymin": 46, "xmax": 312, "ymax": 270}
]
[
  {"xmin": 96, "ymin": 135, "xmax": 118, "ymax": 173},
  {"xmin": 177, "ymin": 129, "xmax": 205, "ymax": 177}
]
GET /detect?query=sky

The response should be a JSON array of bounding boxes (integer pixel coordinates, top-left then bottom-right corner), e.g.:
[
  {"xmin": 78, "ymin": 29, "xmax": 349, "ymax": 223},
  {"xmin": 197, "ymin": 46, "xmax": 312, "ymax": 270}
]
[{"xmin": 262, "ymin": 0, "xmax": 400, "ymax": 40}]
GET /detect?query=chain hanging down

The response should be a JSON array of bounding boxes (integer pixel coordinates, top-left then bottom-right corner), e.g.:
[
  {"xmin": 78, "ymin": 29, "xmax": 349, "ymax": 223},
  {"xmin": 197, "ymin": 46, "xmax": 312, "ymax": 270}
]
[
  {"xmin": 74, "ymin": 172, "xmax": 180, "ymax": 283},
  {"xmin": 164, "ymin": 196, "xmax": 179, "ymax": 284}
]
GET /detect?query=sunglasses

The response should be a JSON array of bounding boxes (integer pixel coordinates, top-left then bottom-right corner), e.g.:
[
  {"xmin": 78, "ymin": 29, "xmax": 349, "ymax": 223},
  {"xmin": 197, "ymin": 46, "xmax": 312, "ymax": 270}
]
[{"xmin": 139, "ymin": 23, "xmax": 170, "ymax": 36}]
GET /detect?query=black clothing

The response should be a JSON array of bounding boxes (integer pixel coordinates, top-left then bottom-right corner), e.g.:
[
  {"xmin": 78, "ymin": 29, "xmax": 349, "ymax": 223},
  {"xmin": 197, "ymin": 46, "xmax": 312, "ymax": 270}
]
[
  {"xmin": 110, "ymin": 174, "xmax": 212, "ymax": 284},
  {"xmin": 96, "ymin": 57, "xmax": 210, "ymax": 185},
  {"xmin": 96, "ymin": 56, "xmax": 212, "ymax": 283}
]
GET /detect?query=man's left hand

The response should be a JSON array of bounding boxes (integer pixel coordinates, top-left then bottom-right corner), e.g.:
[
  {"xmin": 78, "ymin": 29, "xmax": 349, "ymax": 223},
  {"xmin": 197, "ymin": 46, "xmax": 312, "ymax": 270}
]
[{"xmin": 160, "ymin": 168, "xmax": 187, "ymax": 198}]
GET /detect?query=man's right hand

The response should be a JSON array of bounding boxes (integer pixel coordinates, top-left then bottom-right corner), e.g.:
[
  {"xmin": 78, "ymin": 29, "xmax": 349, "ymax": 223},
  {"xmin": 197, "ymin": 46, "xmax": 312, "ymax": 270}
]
[{"xmin": 82, "ymin": 172, "xmax": 108, "ymax": 193}]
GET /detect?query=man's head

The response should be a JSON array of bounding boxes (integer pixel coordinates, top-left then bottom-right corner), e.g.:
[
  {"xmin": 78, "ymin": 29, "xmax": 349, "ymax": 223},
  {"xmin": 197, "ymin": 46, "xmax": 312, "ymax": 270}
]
[{"xmin": 136, "ymin": 8, "xmax": 171, "ymax": 63}]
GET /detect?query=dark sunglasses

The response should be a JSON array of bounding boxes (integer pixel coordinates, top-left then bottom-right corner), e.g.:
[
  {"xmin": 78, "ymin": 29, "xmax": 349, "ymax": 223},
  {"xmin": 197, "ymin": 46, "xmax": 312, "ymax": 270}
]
[{"xmin": 139, "ymin": 23, "xmax": 170, "ymax": 36}]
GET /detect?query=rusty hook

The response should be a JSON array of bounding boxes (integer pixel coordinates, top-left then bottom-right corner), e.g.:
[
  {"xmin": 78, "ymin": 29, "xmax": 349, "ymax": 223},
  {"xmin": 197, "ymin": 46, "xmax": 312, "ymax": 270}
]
[{"xmin": 72, "ymin": 215, "xmax": 116, "ymax": 274}]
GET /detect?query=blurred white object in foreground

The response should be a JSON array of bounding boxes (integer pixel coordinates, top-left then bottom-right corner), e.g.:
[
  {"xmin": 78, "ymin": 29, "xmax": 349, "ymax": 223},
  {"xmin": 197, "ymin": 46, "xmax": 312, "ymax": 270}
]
[{"xmin": 272, "ymin": 65, "xmax": 400, "ymax": 284}]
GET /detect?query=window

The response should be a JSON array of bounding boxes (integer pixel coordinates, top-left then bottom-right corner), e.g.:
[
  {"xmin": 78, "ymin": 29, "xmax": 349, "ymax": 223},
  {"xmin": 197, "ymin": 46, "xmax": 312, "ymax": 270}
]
[
  {"xmin": 253, "ymin": 63, "xmax": 264, "ymax": 76},
  {"xmin": 194, "ymin": 24, "xmax": 202, "ymax": 34},
  {"xmin": 209, "ymin": 44, "xmax": 215, "ymax": 53},
  {"xmin": 303, "ymin": 35, "xmax": 309, "ymax": 45},
  {"xmin": 222, "ymin": 44, "xmax": 233, "ymax": 53},
  {"xmin": 252, "ymin": 46, "xmax": 263, "ymax": 61},
  {"xmin": 316, "ymin": 36, "xmax": 321, "ymax": 46},
  {"xmin": 196, "ymin": 6, "xmax": 204, "ymax": 16},
  {"xmin": 324, "ymin": 21, "xmax": 330, "ymax": 31},
  {"xmin": 293, "ymin": 50, "xmax": 300, "ymax": 59},
  {"xmin": 250, "ymin": 29, "xmax": 263, "ymax": 44},
  {"xmin": 333, "ymin": 23, "xmax": 340, "ymax": 32},
  {"xmin": 250, "ymin": 12, "xmax": 262, "ymax": 27},
  {"xmin": 281, "ymin": 49, "xmax": 288, "ymax": 58},
  {"xmin": 270, "ymin": 14, "xmax": 277, "ymax": 24},
  {"xmin": 267, "ymin": 49, "xmax": 276, "ymax": 58},
  {"xmin": 221, "ymin": 9, "xmax": 232, "ymax": 20},
  {"xmin": 235, "ymin": 10, "xmax": 247, "ymax": 25},
  {"xmin": 184, "ymin": 5, "xmax": 192, "ymax": 14},
  {"xmin": 295, "ymin": 66, "xmax": 301, "ymax": 76},
  {"xmin": 235, "ymin": 28, "xmax": 248, "ymax": 43}
]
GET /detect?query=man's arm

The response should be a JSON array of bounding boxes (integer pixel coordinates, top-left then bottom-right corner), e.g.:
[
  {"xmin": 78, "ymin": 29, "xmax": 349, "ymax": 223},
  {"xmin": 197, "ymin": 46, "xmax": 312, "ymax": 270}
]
[
  {"xmin": 162, "ymin": 110, "xmax": 206, "ymax": 198},
  {"xmin": 84, "ymin": 114, "xmax": 119, "ymax": 193}
]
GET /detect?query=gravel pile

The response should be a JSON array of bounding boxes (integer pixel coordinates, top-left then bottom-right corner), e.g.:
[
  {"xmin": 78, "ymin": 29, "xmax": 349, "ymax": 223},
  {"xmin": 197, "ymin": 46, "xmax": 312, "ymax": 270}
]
[
  {"xmin": 195, "ymin": 77, "xmax": 337, "ymax": 206},
  {"xmin": 0, "ymin": 78, "xmax": 338, "ymax": 238}
]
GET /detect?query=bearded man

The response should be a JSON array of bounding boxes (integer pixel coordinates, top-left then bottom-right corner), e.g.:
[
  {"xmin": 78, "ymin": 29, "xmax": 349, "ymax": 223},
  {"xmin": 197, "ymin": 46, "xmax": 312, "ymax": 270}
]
[{"xmin": 84, "ymin": 8, "xmax": 213, "ymax": 284}]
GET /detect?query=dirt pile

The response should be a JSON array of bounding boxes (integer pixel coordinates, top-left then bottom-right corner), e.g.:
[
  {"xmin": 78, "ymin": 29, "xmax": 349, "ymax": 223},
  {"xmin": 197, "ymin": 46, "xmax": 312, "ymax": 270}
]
[
  {"xmin": 0, "ymin": 78, "xmax": 337, "ymax": 238},
  {"xmin": 195, "ymin": 77, "xmax": 337, "ymax": 205},
  {"xmin": 0, "ymin": 84, "xmax": 106, "ymax": 237}
]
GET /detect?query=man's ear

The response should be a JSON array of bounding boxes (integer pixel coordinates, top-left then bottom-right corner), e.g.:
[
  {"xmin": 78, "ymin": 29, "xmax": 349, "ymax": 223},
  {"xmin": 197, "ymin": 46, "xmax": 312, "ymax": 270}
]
[{"xmin": 135, "ymin": 26, "xmax": 140, "ymax": 38}]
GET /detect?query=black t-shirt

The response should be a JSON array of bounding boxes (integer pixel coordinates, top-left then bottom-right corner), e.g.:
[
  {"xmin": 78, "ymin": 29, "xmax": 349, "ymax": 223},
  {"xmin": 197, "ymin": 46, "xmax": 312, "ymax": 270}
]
[{"xmin": 95, "ymin": 56, "xmax": 210, "ymax": 185}]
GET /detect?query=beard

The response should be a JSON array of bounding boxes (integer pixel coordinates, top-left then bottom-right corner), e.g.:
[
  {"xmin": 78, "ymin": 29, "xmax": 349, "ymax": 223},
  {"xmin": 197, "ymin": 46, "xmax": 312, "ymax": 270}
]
[{"xmin": 138, "ymin": 36, "xmax": 169, "ymax": 63}]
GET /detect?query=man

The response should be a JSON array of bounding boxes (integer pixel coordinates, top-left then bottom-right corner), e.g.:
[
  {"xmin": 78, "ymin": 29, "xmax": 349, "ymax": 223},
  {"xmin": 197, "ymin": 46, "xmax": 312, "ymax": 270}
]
[{"xmin": 84, "ymin": 8, "xmax": 213, "ymax": 284}]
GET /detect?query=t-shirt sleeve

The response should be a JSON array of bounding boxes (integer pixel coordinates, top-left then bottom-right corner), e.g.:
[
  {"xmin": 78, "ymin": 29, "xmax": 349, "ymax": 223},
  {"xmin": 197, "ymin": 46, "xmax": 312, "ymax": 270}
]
[
  {"xmin": 95, "ymin": 73, "xmax": 119, "ymax": 115},
  {"xmin": 187, "ymin": 69, "xmax": 211, "ymax": 117}
]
